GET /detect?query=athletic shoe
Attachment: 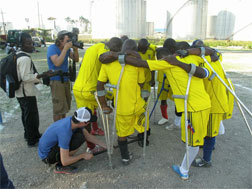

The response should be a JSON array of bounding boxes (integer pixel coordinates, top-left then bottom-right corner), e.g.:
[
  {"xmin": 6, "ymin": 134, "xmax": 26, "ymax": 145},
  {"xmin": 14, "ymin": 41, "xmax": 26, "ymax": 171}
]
[
  {"xmin": 91, "ymin": 128, "xmax": 104, "ymax": 136},
  {"xmin": 121, "ymin": 152, "xmax": 133, "ymax": 165},
  {"xmin": 192, "ymin": 157, "xmax": 212, "ymax": 167},
  {"xmin": 165, "ymin": 123, "xmax": 180, "ymax": 130},
  {"xmin": 158, "ymin": 118, "xmax": 169, "ymax": 125},
  {"xmin": 86, "ymin": 145, "xmax": 106, "ymax": 154},
  {"xmin": 172, "ymin": 165, "xmax": 189, "ymax": 180},
  {"xmin": 54, "ymin": 163, "xmax": 77, "ymax": 174}
]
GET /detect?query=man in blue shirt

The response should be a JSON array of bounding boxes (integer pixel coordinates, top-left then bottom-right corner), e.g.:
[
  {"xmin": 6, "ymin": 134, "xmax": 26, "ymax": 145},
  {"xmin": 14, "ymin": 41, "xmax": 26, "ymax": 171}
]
[
  {"xmin": 38, "ymin": 107, "xmax": 107, "ymax": 174},
  {"xmin": 47, "ymin": 30, "xmax": 79, "ymax": 122}
]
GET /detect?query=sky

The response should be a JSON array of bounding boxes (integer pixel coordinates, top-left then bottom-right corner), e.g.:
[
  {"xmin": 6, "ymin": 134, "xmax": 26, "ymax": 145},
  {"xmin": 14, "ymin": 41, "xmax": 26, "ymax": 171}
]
[{"xmin": 1, "ymin": 0, "xmax": 251, "ymax": 30}]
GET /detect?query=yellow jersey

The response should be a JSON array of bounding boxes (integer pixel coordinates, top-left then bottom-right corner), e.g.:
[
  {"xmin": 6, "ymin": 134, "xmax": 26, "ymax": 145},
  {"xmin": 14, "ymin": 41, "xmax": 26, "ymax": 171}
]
[
  {"xmin": 73, "ymin": 43, "xmax": 109, "ymax": 92},
  {"xmin": 147, "ymin": 55, "xmax": 211, "ymax": 112},
  {"xmin": 203, "ymin": 55, "xmax": 229, "ymax": 113},
  {"xmin": 139, "ymin": 43, "xmax": 156, "ymax": 82},
  {"xmin": 98, "ymin": 61, "xmax": 146, "ymax": 115}
]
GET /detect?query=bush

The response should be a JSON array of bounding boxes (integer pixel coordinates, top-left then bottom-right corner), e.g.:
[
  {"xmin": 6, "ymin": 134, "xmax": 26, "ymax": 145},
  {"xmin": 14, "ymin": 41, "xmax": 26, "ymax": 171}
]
[{"xmin": 79, "ymin": 38, "xmax": 252, "ymax": 49}]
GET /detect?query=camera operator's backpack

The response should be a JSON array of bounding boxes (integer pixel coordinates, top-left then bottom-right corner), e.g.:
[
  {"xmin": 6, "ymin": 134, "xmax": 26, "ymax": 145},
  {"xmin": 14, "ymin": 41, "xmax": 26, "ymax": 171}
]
[{"xmin": 0, "ymin": 52, "xmax": 29, "ymax": 98}]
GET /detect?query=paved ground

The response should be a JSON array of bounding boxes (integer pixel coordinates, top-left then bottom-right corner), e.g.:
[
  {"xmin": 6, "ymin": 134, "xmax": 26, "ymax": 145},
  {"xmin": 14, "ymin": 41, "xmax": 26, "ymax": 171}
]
[{"xmin": 0, "ymin": 47, "xmax": 251, "ymax": 188}]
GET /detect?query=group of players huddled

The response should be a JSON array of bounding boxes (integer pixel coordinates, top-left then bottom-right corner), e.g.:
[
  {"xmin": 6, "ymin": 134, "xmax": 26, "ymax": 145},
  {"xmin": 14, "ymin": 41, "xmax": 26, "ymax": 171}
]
[{"xmin": 72, "ymin": 36, "xmax": 234, "ymax": 180}]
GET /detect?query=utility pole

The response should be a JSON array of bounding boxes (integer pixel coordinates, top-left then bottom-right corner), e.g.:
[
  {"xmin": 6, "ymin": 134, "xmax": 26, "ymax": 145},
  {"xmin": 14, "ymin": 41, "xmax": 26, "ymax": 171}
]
[
  {"xmin": 37, "ymin": 1, "xmax": 41, "ymax": 28},
  {"xmin": 1, "ymin": 9, "xmax": 6, "ymax": 35}
]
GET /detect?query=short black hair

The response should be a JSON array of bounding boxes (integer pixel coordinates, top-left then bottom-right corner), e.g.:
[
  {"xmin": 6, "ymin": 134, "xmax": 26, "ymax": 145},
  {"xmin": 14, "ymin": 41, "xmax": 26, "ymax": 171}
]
[
  {"xmin": 107, "ymin": 37, "xmax": 122, "ymax": 52},
  {"xmin": 71, "ymin": 112, "xmax": 80, "ymax": 124},
  {"xmin": 20, "ymin": 32, "xmax": 32, "ymax": 47},
  {"xmin": 192, "ymin": 39, "xmax": 204, "ymax": 47},
  {"xmin": 176, "ymin": 41, "xmax": 190, "ymax": 50},
  {"xmin": 156, "ymin": 47, "xmax": 171, "ymax": 60},
  {"xmin": 120, "ymin": 35, "xmax": 129, "ymax": 43},
  {"xmin": 121, "ymin": 39, "xmax": 137, "ymax": 53},
  {"xmin": 163, "ymin": 38, "xmax": 176, "ymax": 54}
]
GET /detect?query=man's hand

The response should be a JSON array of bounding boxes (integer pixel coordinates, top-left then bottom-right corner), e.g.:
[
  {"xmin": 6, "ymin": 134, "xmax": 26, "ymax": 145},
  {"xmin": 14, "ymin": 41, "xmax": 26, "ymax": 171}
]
[
  {"xmin": 82, "ymin": 152, "xmax": 93, "ymax": 160},
  {"xmin": 175, "ymin": 49, "xmax": 189, "ymax": 58},
  {"xmin": 64, "ymin": 41, "xmax": 73, "ymax": 51},
  {"xmin": 102, "ymin": 106, "xmax": 113, "ymax": 114},
  {"xmin": 162, "ymin": 55, "xmax": 180, "ymax": 65},
  {"xmin": 99, "ymin": 51, "xmax": 118, "ymax": 63},
  {"xmin": 149, "ymin": 79, "xmax": 155, "ymax": 87},
  {"xmin": 125, "ymin": 50, "xmax": 141, "ymax": 59},
  {"xmin": 210, "ymin": 52, "xmax": 219, "ymax": 62}
]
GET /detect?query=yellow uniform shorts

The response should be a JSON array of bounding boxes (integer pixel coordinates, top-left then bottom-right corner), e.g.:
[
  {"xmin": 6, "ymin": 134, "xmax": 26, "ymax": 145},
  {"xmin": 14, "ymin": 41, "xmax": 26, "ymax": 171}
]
[
  {"xmin": 181, "ymin": 109, "xmax": 210, "ymax": 147},
  {"xmin": 116, "ymin": 105, "xmax": 149, "ymax": 137},
  {"xmin": 143, "ymin": 82, "xmax": 151, "ymax": 92},
  {"xmin": 207, "ymin": 113, "xmax": 224, "ymax": 137},
  {"xmin": 73, "ymin": 89, "xmax": 97, "ymax": 113},
  {"xmin": 50, "ymin": 80, "xmax": 71, "ymax": 115},
  {"xmin": 157, "ymin": 82, "xmax": 171, "ymax": 100}
]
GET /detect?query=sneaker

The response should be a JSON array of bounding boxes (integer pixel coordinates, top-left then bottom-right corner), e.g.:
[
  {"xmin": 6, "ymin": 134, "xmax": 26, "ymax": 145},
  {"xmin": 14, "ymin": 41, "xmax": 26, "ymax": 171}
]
[
  {"xmin": 121, "ymin": 152, "xmax": 133, "ymax": 165},
  {"xmin": 86, "ymin": 145, "xmax": 106, "ymax": 154},
  {"xmin": 158, "ymin": 118, "xmax": 169, "ymax": 125},
  {"xmin": 91, "ymin": 128, "xmax": 105, "ymax": 136},
  {"xmin": 54, "ymin": 163, "xmax": 77, "ymax": 174},
  {"xmin": 192, "ymin": 157, "xmax": 212, "ymax": 167},
  {"xmin": 165, "ymin": 123, "xmax": 180, "ymax": 130},
  {"xmin": 172, "ymin": 165, "xmax": 189, "ymax": 180}
]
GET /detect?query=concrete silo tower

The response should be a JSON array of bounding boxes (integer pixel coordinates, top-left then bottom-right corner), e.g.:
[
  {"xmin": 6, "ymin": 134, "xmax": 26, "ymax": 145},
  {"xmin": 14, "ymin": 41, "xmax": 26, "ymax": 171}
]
[
  {"xmin": 116, "ymin": 0, "xmax": 147, "ymax": 38},
  {"xmin": 191, "ymin": 0, "xmax": 208, "ymax": 39}
]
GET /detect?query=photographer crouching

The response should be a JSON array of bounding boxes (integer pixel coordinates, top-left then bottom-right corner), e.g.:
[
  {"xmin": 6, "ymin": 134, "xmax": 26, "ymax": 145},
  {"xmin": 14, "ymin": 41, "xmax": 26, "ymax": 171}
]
[{"xmin": 47, "ymin": 30, "xmax": 80, "ymax": 122}]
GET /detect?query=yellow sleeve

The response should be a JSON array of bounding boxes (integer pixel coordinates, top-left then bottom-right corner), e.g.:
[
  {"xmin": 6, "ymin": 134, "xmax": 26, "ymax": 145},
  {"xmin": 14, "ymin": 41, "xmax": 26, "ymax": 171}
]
[
  {"xmin": 98, "ymin": 64, "xmax": 108, "ymax": 83},
  {"xmin": 138, "ymin": 67, "xmax": 145, "ymax": 84},
  {"xmin": 147, "ymin": 60, "xmax": 174, "ymax": 71}
]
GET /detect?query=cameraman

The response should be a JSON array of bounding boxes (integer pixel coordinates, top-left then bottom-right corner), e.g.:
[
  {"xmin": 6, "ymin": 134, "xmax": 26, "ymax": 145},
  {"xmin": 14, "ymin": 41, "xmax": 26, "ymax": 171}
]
[{"xmin": 47, "ymin": 30, "xmax": 79, "ymax": 122}]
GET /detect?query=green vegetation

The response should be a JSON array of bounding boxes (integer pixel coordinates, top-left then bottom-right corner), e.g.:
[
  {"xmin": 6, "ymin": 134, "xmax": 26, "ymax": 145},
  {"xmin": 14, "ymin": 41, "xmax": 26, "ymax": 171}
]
[{"xmin": 79, "ymin": 37, "xmax": 252, "ymax": 49}]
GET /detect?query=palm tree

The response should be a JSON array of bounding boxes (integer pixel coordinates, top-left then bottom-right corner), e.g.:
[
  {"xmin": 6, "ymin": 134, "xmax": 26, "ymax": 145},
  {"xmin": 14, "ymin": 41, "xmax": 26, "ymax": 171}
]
[{"xmin": 79, "ymin": 16, "xmax": 90, "ymax": 33}]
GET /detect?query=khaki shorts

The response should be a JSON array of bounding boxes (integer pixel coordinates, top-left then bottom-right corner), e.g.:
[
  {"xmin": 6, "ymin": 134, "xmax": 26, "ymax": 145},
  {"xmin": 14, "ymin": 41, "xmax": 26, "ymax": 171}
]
[
  {"xmin": 116, "ymin": 104, "xmax": 149, "ymax": 137},
  {"xmin": 206, "ymin": 113, "xmax": 224, "ymax": 137},
  {"xmin": 181, "ymin": 109, "xmax": 210, "ymax": 147},
  {"xmin": 50, "ymin": 80, "xmax": 71, "ymax": 115}
]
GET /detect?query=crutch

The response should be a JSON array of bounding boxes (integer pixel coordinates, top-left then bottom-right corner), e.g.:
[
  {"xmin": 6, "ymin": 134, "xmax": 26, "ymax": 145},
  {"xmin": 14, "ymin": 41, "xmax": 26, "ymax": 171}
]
[
  {"xmin": 150, "ymin": 74, "xmax": 169, "ymax": 119},
  {"xmin": 95, "ymin": 93, "xmax": 113, "ymax": 168},
  {"xmin": 200, "ymin": 47, "xmax": 252, "ymax": 135},
  {"xmin": 110, "ymin": 55, "xmax": 126, "ymax": 155},
  {"xmin": 172, "ymin": 64, "xmax": 196, "ymax": 170},
  {"xmin": 143, "ymin": 90, "xmax": 152, "ymax": 162},
  {"xmin": 153, "ymin": 71, "xmax": 157, "ymax": 123},
  {"xmin": 217, "ymin": 58, "xmax": 252, "ymax": 135}
]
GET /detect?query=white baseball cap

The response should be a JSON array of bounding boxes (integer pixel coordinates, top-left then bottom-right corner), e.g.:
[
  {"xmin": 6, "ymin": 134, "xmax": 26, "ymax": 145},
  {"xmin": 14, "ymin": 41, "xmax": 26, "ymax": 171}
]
[{"xmin": 74, "ymin": 107, "xmax": 97, "ymax": 123}]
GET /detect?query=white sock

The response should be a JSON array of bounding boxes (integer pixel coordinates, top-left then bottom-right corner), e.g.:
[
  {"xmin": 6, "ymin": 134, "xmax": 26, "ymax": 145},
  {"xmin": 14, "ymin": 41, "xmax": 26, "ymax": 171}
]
[
  {"xmin": 180, "ymin": 146, "xmax": 199, "ymax": 174},
  {"xmin": 218, "ymin": 121, "xmax": 225, "ymax": 135},
  {"xmin": 174, "ymin": 115, "xmax": 181, "ymax": 127}
]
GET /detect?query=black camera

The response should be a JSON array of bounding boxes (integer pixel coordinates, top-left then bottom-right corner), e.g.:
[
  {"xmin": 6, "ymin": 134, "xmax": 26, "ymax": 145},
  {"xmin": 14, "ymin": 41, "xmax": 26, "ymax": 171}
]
[{"xmin": 68, "ymin": 28, "xmax": 84, "ymax": 49}]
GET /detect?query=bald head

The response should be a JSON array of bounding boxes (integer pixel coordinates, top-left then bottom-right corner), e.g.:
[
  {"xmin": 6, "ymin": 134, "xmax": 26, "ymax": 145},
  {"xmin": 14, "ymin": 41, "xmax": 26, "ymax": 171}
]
[
  {"xmin": 121, "ymin": 39, "xmax": 137, "ymax": 53},
  {"xmin": 192, "ymin": 39, "xmax": 204, "ymax": 47},
  {"xmin": 107, "ymin": 37, "xmax": 122, "ymax": 52},
  {"xmin": 163, "ymin": 38, "xmax": 176, "ymax": 54},
  {"xmin": 138, "ymin": 38, "xmax": 149, "ymax": 54}
]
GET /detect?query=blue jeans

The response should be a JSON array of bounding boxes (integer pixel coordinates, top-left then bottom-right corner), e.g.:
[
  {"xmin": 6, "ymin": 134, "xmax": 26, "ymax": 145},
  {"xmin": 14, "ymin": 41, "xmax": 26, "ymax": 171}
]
[
  {"xmin": 0, "ymin": 153, "xmax": 15, "ymax": 188},
  {"xmin": 203, "ymin": 137, "xmax": 216, "ymax": 162}
]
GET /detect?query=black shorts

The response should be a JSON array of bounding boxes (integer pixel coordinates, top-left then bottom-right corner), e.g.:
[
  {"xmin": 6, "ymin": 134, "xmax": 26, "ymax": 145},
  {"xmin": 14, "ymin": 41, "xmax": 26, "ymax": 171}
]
[{"xmin": 42, "ymin": 127, "xmax": 88, "ymax": 165}]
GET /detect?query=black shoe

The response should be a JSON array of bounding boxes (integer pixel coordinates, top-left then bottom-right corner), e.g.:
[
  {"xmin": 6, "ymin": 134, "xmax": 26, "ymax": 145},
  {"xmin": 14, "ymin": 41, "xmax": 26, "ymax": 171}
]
[
  {"xmin": 27, "ymin": 141, "xmax": 38, "ymax": 148},
  {"xmin": 137, "ymin": 133, "xmax": 149, "ymax": 147},
  {"xmin": 54, "ymin": 163, "xmax": 77, "ymax": 174},
  {"xmin": 121, "ymin": 152, "xmax": 133, "ymax": 165},
  {"xmin": 27, "ymin": 138, "xmax": 39, "ymax": 147}
]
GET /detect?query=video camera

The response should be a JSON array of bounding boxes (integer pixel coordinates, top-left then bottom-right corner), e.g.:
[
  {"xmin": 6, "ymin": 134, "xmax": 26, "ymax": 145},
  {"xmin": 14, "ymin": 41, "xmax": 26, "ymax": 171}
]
[{"xmin": 68, "ymin": 28, "xmax": 84, "ymax": 49}]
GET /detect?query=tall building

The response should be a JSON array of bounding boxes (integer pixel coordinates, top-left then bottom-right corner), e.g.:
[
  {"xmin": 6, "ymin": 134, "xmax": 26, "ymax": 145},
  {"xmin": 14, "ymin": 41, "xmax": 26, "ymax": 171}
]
[{"xmin": 116, "ymin": 0, "xmax": 147, "ymax": 38}]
